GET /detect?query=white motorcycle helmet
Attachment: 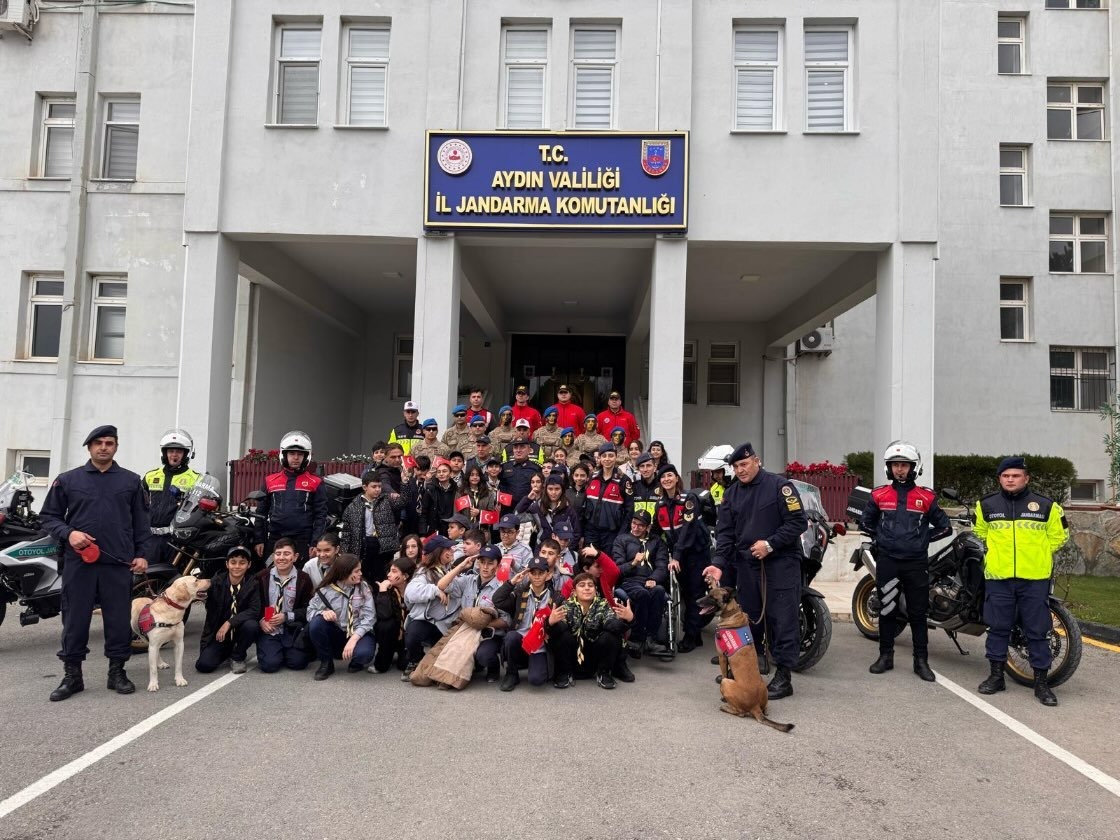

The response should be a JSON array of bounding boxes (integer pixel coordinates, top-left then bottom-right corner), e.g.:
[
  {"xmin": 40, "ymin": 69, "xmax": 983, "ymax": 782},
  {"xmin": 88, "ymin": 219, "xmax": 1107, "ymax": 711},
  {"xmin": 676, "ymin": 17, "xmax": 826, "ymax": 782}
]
[
  {"xmin": 883, "ymin": 439, "xmax": 922, "ymax": 482},
  {"xmin": 697, "ymin": 444, "xmax": 735, "ymax": 477},
  {"xmin": 280, "ymin": 430, "xmax": 313, "ymax": 469},
  {"xmin": 159, "ymin": 428, "xmax": 195, "ymax": 464}
]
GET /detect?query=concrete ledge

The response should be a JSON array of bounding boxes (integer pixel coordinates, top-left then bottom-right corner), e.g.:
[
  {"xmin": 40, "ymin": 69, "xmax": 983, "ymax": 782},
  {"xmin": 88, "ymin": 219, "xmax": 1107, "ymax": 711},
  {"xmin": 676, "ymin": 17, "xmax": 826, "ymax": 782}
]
[{"xmin": 1078, "ymin": 619, "xmax": 1120, "ymax": 645}]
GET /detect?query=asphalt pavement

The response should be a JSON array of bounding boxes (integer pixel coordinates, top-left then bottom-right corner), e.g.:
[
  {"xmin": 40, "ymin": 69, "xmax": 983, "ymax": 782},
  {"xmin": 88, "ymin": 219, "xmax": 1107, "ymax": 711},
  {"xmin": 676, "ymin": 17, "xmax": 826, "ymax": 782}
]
[{"xmin": 0, "ymin": 609, "xmax": 1117, "ymax": 840}]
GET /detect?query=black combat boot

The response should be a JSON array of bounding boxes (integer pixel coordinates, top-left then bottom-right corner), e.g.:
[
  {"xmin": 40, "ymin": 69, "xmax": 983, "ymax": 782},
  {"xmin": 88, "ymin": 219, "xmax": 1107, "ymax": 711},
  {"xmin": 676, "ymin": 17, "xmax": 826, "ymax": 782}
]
[
  {"xmin": 106, "ymin": 659, "xmax": 135, "ymax": 694},
  {"xmin": 1033, "ymin": 668, "xmax": 1057, "ymax": 706},
  {"xmin": 977, "ymin": 659, "xmax": 1006, "ymax": 695},
  {"xmin": 767, "ymin": 665, "xmax": 793, "ymax": 700},
  {"xmin": 757, "ymin": 650, "xmax": 770, "ymax": 676},
  {"xmin": 913, "ymin": 656, "xmax": 935, "ymax": 682},
  {"xmin": 314, "ymin": 659, "xmax": 335, "ymax": 681},
  {"xmin": 869, "ymin": 651, "xmax": 894, "ymax": 674},
  {"xmin": 50, "ymin": 662, "xmax": 84, "ymax": 702},
  {"xmin": 613, "ymin": 657, "xmax": 636, "ymax": 683}
]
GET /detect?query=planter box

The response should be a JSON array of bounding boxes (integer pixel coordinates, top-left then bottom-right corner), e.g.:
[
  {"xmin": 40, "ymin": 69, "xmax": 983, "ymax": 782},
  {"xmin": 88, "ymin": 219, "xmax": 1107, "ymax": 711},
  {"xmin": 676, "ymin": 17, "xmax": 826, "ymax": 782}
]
[{"xmin": 787, "ymin": 472, "xmax": 860, "ymax": 522}]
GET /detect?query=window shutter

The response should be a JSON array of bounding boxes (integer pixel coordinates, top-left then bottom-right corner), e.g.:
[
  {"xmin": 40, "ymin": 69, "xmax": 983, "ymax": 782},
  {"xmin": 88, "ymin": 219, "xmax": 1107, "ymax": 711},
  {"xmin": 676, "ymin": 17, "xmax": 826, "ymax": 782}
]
[
  {"xmin": 806, "ymin": 70, "xmax": 845, "ymax": 130},
  {"xmin": 349, "ymin": 27, "xmax": 390, "ymax": 60},
  {"xmin": 44, "ymin": 126, "xmax": 74, "ymax": 177},
  {"xmin": 736, "ymin": 69, "xmax": 775, "ymax": 129},
  {"xmin": 94, "ymin": 307, "xmax": 126, "ymax": 360},
  {"xmin": 506, "ymin": 67, "xmax": 545, "ymax": 129},
  {"xmin": 804, "ymin": 31, "xmax": 848, "ymax": 63},
  {"xmin": 280, "ymin": 65, "xmax": 319, "ymax": 124},
  {"xmin": 573, "ymin": 29, "xmax": 616, "ymax": 61},
  {"xmin": 105, "ymin": 126, "xmax": 138, "ymax": 179},
  {"xmin": 573, "ymin": 67, "xmax": 612, "ymax": 128},
  {"xmin": 281, "ymin": 28, "xmax": 321, "ymax": 59},
  {"xmin": 506, "ymin": 29, "xmax": 548, "ymax": 62},
  {"xmin": 350, "ymin": 66, "xmax": 387, "ymax": 125},
  {"xmin": 735, "ymin": 29, "xmax": 778, "ymax": 63}
]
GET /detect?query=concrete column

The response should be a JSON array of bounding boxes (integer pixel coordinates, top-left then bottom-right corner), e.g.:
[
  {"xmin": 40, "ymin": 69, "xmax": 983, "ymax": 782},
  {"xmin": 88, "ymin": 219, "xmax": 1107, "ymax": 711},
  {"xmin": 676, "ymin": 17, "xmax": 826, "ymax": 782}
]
[
  {"xmin": 647, "ymin": 238, "xmax": 687, "ymax": 462},
  {"xmin": 761, "ymin": 346, "xmax": 787, "ymax": 468},
  {"xmin": 175, "ymin": 233, "xmax": 240, "ymax": 474},
  {"xmin": 412, "ymin": 235, "xmax": 461, "ymax": 423},
  {"xmin": 873, "ymin": 243, "xmax": 937, "ymax": 486}
]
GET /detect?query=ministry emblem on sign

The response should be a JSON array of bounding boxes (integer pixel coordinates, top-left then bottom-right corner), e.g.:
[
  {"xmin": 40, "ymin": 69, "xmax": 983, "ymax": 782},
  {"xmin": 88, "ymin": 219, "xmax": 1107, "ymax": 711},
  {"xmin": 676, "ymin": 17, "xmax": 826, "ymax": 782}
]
[
  {"xmin": 437, "ymin": 139, "xmax": 473, "ymax": 175},
  {"xmin": 641, "ymin": 140, "xmax": 670, "ymax": 176}
]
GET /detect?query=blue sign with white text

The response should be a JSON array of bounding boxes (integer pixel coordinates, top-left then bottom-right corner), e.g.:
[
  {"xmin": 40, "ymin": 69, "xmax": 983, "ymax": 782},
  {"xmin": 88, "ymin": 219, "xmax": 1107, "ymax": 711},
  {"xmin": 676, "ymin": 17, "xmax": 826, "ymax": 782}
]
[{"xmin": 424, "ymin": 132, "xmax": 688, "ymax": 231}]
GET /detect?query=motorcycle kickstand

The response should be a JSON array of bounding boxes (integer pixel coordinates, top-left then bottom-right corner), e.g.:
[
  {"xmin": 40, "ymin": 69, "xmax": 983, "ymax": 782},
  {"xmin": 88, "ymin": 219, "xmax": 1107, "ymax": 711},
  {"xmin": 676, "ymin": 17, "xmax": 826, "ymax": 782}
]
[{"xmin": 946, "ymin": 631, "xmax": 969, "ymax": 656}]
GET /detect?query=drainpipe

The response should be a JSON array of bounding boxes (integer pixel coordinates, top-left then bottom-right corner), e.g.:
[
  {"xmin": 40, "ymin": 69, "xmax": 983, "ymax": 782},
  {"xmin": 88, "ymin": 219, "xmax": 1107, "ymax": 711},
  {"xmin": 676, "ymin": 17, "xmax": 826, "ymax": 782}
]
[
  {"xmin": 456, "ymin": 0, "xmax": 467, "ymax": 129},
  {"xmin": 50, "ymin": 5, "xmax": 99, "ymax": 474},
  {"xmin": 654, "ymin": 0, "xmax": 663, "ymax": 129}
]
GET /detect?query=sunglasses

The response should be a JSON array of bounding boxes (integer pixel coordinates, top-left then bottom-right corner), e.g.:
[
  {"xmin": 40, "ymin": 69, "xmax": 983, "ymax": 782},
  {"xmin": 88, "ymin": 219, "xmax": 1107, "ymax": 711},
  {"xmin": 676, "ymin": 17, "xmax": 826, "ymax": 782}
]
[{"xmin": 453, "ymin": 413, "xmax": 466, "ymax": 418}]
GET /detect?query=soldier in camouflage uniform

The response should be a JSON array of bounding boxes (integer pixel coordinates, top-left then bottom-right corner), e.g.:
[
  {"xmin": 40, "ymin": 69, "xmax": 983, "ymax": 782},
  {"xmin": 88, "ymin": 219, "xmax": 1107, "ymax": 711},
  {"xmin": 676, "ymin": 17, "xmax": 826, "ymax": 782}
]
[
  {"xmin": 533, "ymin": 406, "xmax": 563, "ymax": 458},
  {"xmin": 441, "ymin": 405, "xmax": 474, "ymax": 454},
  {"xmin": 489, "ymin": 405, "xmax": 517, "ymax": 450},
  {"xmin": 574, "ymin": 413, "xmax": 608, "ymax": 460},
  {"xmin": 412, "ymin": 418, "xmax": 450, "ymax": 463}
]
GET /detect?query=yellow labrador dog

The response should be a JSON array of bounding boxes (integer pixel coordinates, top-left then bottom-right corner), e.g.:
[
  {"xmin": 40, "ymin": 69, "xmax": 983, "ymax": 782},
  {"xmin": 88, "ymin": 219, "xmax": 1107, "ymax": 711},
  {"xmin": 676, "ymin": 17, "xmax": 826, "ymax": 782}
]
[{"xmin": 131, "ymin": 575, "xmax": 210, "ymax": 692}]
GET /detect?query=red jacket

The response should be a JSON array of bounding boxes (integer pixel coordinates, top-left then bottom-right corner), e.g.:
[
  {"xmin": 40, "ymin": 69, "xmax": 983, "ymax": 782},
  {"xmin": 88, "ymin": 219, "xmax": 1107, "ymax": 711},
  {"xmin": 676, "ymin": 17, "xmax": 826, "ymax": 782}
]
[
  {"xmin": 511, "ymin": 404, "xmax": 543, "ymax": 435},
  {"xmin": 550, "ymin": 401, "xmax": 586, "ymax": 431},
  {"xmin": 597, "ymin": 408, "xmax": 641, "ymax": 447}
]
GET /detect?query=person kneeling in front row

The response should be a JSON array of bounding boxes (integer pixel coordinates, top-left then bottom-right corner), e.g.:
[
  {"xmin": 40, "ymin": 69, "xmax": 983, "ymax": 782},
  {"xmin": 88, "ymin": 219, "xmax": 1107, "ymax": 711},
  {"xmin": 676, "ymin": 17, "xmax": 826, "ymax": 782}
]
[
  {"xmin": 548, "ymin": 573, "xmax": 634, "ymax": 689},
  {"xmin": 307, "ymin": 553, "xmax": 375, "ymax": 680}
]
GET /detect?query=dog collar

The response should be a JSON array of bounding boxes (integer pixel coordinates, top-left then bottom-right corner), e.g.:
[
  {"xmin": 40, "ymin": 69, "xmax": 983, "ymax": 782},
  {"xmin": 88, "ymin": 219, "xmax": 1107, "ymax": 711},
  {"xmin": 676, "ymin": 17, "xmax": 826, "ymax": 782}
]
[{"xmin": 160, "ymin": 594, "xmax": 188, "ymax": 610}]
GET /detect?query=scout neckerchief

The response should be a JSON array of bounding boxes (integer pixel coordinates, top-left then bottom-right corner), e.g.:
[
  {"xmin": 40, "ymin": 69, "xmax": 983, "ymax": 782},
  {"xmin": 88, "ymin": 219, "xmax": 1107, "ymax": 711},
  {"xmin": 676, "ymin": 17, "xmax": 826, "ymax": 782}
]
[
  {"xmin": 330, "ymin": 583, "xmax": 354, "ymax": 636},
  {"xmin": 272, "ymin": 571, "xmax": 293, "ymax": 614},
  {"xmin": 517, "ymin": 585, "xmax": 551, "ymax": 627}
]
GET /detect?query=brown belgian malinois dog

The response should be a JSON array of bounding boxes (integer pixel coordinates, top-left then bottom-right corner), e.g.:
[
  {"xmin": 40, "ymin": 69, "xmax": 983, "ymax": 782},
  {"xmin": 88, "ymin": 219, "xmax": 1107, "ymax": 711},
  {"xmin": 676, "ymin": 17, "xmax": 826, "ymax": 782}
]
[{"xmin": 698, "ymin": 587, "xmax": 793, "ymax": 733}]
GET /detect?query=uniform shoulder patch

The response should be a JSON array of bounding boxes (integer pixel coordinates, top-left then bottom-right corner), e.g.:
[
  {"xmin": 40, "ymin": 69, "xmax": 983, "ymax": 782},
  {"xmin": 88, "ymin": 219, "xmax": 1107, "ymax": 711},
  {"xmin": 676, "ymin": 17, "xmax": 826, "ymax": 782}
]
[
  {"xmin": 781, "ymin": 485, "xmax": 793, "ymax": 496},
  {"xmin": 684, "ymin": 498, "xmax": 695, "ymax": 511}
]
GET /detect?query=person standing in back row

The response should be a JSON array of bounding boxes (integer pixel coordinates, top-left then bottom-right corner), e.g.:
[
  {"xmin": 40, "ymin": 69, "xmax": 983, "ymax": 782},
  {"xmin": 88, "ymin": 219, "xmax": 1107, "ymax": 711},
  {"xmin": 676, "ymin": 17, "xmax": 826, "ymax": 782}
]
[{"xmin": 859, "ymin": 441, "xmax": 951, "ymax": 683}]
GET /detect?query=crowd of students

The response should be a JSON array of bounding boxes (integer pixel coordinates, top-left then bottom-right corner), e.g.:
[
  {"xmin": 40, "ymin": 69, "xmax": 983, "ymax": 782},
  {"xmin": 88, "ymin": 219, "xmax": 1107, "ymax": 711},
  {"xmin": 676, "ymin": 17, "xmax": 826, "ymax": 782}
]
[{"xmin": 196, "ymin": 417, "xmax": 718, "ymax": 692}]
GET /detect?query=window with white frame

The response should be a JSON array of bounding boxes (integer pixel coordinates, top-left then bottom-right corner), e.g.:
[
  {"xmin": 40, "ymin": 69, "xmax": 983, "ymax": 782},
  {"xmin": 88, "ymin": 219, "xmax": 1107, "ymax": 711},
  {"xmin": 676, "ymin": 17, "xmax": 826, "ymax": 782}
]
[
  {"xmin": 1050, "ymin": 346, "xmax": 1113, "ymax": 411},
  {"xmin": 999, "ymin": 278, "xmax": 1031, "ymax": 341},
  {"xmin": 804, "ymin": 26, "xmax": 852, "ymax": 132},
  {"xmin": 393, "ymin": 336, "xmax": 413, "ymax": 400},
  {"xmin": 274, "ymin": 24, "xmax": 322, "ymax": 125},
  {"xmin": 1069, "ymin": 480, "xmax": 1101, "ymax": 502},
  {"xmin": 999, "ymin": 145, "xmax": 1029, "ymax": 206},
  {"xmin": 1049, "ymin": 213, "xmax": 1108, "ymax": 273},
  {"xmin": 1047, "ymin": 82, "xmax": 1105, "ymax": 140},
  {"xmin": 501, "ymin": 26, "xmax": 549, "ymax": 129},
  {"xmin": 38, "ymin": 98, "xmax": 75, "ymax": 178},
  {"xmin": 997, "ymin": 16, "xmax": 1026, "ymax": 75},
  {"xmin": 16, "ymin": 451, "xmax": 51, "ymax": 487},
  {"xmin": 1045, "ymin": 1, "xmax": 1106, "ymax": 9},
  {"xmin": 101, "ymin": 98, "xmax": 140, "ymax": 180},
  {"xmin": 707, "ymin": 341, "xmax": 740, "ymax": 406},
  {"xmin": 734, "ymin": 26, "xmax": 782, "ymax": 131},
  {"xmin": 89, "ymin": 276, "xmax": 126, "ymax": 361},
  {"xmin": 24, "ymin": 274, "xmax": 64, "ymax": 360},
  {"xmin": 570, "ymin": 27, "xmax": 618, "ymax": 129},
  {"xmin": 344, "ymin": 25, "xmax": 390, "ymax": 127}
]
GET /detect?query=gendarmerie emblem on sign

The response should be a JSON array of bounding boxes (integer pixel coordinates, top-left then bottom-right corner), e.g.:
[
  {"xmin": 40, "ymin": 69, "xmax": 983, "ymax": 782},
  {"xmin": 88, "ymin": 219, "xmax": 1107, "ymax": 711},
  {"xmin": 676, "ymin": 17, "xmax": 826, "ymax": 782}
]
[{"xmin": 641, "ymin": 140, "xmax": 670, "ymax": 176}]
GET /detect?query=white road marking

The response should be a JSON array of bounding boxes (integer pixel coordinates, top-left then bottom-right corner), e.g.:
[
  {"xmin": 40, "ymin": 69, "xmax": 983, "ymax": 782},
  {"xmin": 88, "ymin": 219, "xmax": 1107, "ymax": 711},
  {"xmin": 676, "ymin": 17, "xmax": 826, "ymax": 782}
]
[
  {"xmin": 934, "ymin": 670, "xmax": 1120, "ymax": 799},
  {"xmin": 0, "ymin": 670, "xmax": 244, "ymax": 820}
]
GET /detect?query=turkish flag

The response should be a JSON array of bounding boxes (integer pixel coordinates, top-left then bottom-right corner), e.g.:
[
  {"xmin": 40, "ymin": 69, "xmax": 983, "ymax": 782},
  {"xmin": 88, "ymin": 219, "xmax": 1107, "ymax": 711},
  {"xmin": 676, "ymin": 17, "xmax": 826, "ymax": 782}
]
[
  {"xmin": 480, "ymin": 509, "xmax": 499, "ymax": 525},
  {"xmin": 455, "ymin": 495, "xmax": 470, "ymax": 512},
  {"xmin": 497, "ymin": 491, "xmax": 513, "ymax": 507}
]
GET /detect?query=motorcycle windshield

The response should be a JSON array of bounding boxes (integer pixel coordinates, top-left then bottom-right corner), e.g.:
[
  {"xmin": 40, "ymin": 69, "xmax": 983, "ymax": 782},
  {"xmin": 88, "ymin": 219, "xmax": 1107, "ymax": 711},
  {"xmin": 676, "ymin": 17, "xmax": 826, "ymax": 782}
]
[
  {"xmin": 790, "ymin": 480, "xmax": 827, "ymax": 517},
  {"xmin": 0, "ymin": 472, "xmax": 31, "ymax": 512},
  {"xmin": 173, "ymin": 473, "xmax": 223, "ymax": 526}
]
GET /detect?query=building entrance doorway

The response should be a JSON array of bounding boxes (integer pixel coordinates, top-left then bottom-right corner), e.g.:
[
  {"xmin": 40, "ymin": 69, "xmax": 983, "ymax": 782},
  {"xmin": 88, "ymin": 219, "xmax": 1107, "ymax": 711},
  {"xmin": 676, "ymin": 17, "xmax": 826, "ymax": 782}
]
[{"xmin": 509, "ymin": 334, "xmax": 626, "ymax": 415}]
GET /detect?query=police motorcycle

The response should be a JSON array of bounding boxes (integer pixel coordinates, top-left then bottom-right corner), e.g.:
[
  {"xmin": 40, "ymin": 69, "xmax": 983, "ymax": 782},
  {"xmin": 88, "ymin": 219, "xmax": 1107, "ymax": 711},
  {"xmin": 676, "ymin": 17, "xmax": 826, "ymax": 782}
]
[
  {"xmin": 132, "ymin": 473, "xmax": 262, "ymax": 599},
  {"xmin": 847, "ymin": 487, "xmax": 1083, "ymax": 687},
  {"xmin": 697, "ymin": 445, "xmax": 840, "ymax": 671},
  {"xmin": 0, "ymin": 471, "xmax": 63, "ymax": 629}
]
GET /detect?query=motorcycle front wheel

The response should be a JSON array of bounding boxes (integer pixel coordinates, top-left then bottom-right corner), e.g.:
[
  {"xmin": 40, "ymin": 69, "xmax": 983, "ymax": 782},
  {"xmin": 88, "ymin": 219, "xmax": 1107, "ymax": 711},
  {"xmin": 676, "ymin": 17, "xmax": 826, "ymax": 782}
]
[
  {"xmin": 851, "ymin": 573, "xmax": 908, "ymax": 641},
  {"xmin": 794, "ymin": 594, "xmax": 832, "ymax": 672},
  {"xmin": 1005, "ymin": 601, "xmax": 1083, "ymax": 688}
]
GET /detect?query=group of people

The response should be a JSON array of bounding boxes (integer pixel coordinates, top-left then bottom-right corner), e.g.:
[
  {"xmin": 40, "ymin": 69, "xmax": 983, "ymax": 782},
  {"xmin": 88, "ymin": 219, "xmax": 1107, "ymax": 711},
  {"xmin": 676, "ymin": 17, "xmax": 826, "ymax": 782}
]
[{"xmin": 39, "ymin": 396, "xmax": 1070, "ymax": 708}]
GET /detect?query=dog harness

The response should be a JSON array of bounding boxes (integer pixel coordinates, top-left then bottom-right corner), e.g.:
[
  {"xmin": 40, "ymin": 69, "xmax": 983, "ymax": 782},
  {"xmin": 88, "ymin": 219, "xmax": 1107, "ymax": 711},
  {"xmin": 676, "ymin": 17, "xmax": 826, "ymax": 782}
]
[
  {"xmin": 715, "ymin": 625, "xmax": 754, "ymax": 656},
  {"xmin": 136, "ymin": 593, "xmax": 188, "ymax": 639}
]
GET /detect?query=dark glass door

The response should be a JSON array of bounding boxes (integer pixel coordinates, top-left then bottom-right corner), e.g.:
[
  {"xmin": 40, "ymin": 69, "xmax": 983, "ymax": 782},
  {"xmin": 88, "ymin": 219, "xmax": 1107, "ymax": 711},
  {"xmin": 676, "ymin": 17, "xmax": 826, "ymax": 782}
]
[{"xmin": 508, "ymin": 334, "xmax": 627, "ymax": 413}]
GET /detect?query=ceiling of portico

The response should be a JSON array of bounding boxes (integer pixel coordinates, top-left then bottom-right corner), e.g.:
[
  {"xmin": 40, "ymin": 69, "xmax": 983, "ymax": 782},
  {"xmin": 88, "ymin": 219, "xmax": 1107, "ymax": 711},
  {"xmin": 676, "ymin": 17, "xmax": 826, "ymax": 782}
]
[{"xmin": 239, "ymin": 235, "xmax": 881, "ymax": 337}]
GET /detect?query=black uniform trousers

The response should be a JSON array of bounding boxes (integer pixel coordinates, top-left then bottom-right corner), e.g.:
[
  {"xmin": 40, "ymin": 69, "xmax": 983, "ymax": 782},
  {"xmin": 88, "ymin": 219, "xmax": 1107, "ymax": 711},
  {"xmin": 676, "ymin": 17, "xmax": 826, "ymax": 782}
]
[
  {"xmin": 197, "ymin": 623, "xmax": 260, "ymax": 672},
  {"xmin": 734, "ymin": 554, "xmax": 800, "ymax": 669},
  {"xmin": 371, "ymin": 623, "xmax": 405, "ymax": 672},
  {"xmin": 502, "ymin": 630, "xmax": 551, "ymax": 685},
  {"xmin": 619, "ymin": 580, "xmax": 667, "ymax": 644},
  {"xmin": 59, "ymin": 560, "xmax": 133, "ymax": 664},
  {"xmin": 549, "ymin": 623, "xmax": 623, "ymax": 677},
  {"xmin": 403, "ymin": 619, "xmax": 442, "ymax": 665},
  {"xmin": 256, "ymin": 624, "xmax": 310, "ymax": 672},
  {"xmin": 875, "ymin": 554, "xmax": 929, "ymax": 658},
  {"xmin": 984, "ymin": 578, "xmax": 1052, "ymax": 670},
  {"xmin": 474, "ymin": 635, "xmax": 502, "ymax": 674}
]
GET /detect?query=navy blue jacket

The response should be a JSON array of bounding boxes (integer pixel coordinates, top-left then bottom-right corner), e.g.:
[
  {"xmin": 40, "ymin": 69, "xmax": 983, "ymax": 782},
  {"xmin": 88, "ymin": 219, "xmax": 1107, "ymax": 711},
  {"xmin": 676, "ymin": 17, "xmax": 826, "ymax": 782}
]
[
  {"xmin": 255, "ymin": 468, "xmax": 328, "ymax": 544},
  {"xmin": 40, "ymin": 461, "xmax": 152, "ymax": 566},
  {"xmin": 499, "ymin": 459, "xmax": 542, "ymax": 506},
  {"xmin": 860, "ymin": 481, "xmax": 952, "ymax": 562},
  {"xmin": 714, "ymin": 469, "xmax": 807, "ymax": 569}
]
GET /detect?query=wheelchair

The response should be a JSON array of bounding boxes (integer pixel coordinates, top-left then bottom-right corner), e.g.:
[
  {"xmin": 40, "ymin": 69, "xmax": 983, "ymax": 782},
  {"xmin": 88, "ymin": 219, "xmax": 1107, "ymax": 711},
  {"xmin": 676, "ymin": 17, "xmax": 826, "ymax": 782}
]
[{"xmin": 651, "ymin": 571, "xmax": 683, "ymax": 661}]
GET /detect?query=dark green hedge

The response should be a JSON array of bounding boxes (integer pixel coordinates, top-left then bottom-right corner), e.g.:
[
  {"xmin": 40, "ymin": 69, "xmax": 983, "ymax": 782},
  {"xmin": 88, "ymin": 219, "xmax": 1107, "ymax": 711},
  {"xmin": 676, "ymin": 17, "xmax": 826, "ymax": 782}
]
[{"xmin": 843, "ymin": 451, "xmax": 1076, "ymax": 503}]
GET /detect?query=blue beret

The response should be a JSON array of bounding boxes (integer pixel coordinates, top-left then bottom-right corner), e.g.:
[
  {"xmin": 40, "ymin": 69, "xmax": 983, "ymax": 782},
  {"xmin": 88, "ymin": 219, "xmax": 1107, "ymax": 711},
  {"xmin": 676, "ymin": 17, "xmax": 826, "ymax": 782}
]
[
  {"xmin": 422, "ymin": 418, "xmax": 438, "ymax": 428},
  {"xmin": 560, "ymin": 427, "xmax": 574, "ymax": 436},
  {"xmin": 597, "ymin": 442, "xmax": 616, "ymax": 454},
  {"xmin": 452, "ymin": 404, "xmax": 467, "ymax": 414},
  {"xmin": 83, "ymin": 424, "xmax": 118, "ymax": 446},
  {"xmin": 584, "ymin": 413, "xmax": 597, "ymax": 423},
  {"xmin": 543, "ymin": 406, "xmax": 558, "ymax": 417},
  {"xmin": 997, "ymin": 456, "xmax": 1028, "ymax": 475},
  {"xmin": 729, "ymin": 442, "xmax": 756, "ymax": 464},
  {"xmin": 499, "ymin": 405, "xmax": 512, "ymax": 414}
]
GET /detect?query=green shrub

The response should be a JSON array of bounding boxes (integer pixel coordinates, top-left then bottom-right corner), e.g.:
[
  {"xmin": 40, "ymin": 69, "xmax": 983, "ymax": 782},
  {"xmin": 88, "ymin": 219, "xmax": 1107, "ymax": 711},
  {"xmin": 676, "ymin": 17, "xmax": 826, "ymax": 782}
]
[{"xmin": 844, "ymin": 451, "xmax": 1075, "ymax": 502}]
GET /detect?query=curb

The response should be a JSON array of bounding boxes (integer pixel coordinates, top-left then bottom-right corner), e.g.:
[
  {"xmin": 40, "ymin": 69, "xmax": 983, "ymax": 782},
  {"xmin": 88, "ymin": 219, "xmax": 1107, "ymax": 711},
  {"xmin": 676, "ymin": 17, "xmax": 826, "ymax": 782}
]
[
  {"xmin": 830, "ymin": 611, "xmax": 851, "ymax": 622},
  {"xmin": 1078, "ymin": 619, "xmax": 1120, "ymax": 645}
]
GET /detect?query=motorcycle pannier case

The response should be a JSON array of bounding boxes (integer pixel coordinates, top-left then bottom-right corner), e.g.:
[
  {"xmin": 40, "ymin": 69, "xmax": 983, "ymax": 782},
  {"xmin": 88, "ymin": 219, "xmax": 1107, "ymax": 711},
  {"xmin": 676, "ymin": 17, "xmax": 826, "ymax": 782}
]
[
  {"xmin": 322, "ymin": 472, "xmax": 363, "ymax": 517},
  {"xmin": 845, "ymin": 485, "xmax": 872, "ymax": 522}
]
